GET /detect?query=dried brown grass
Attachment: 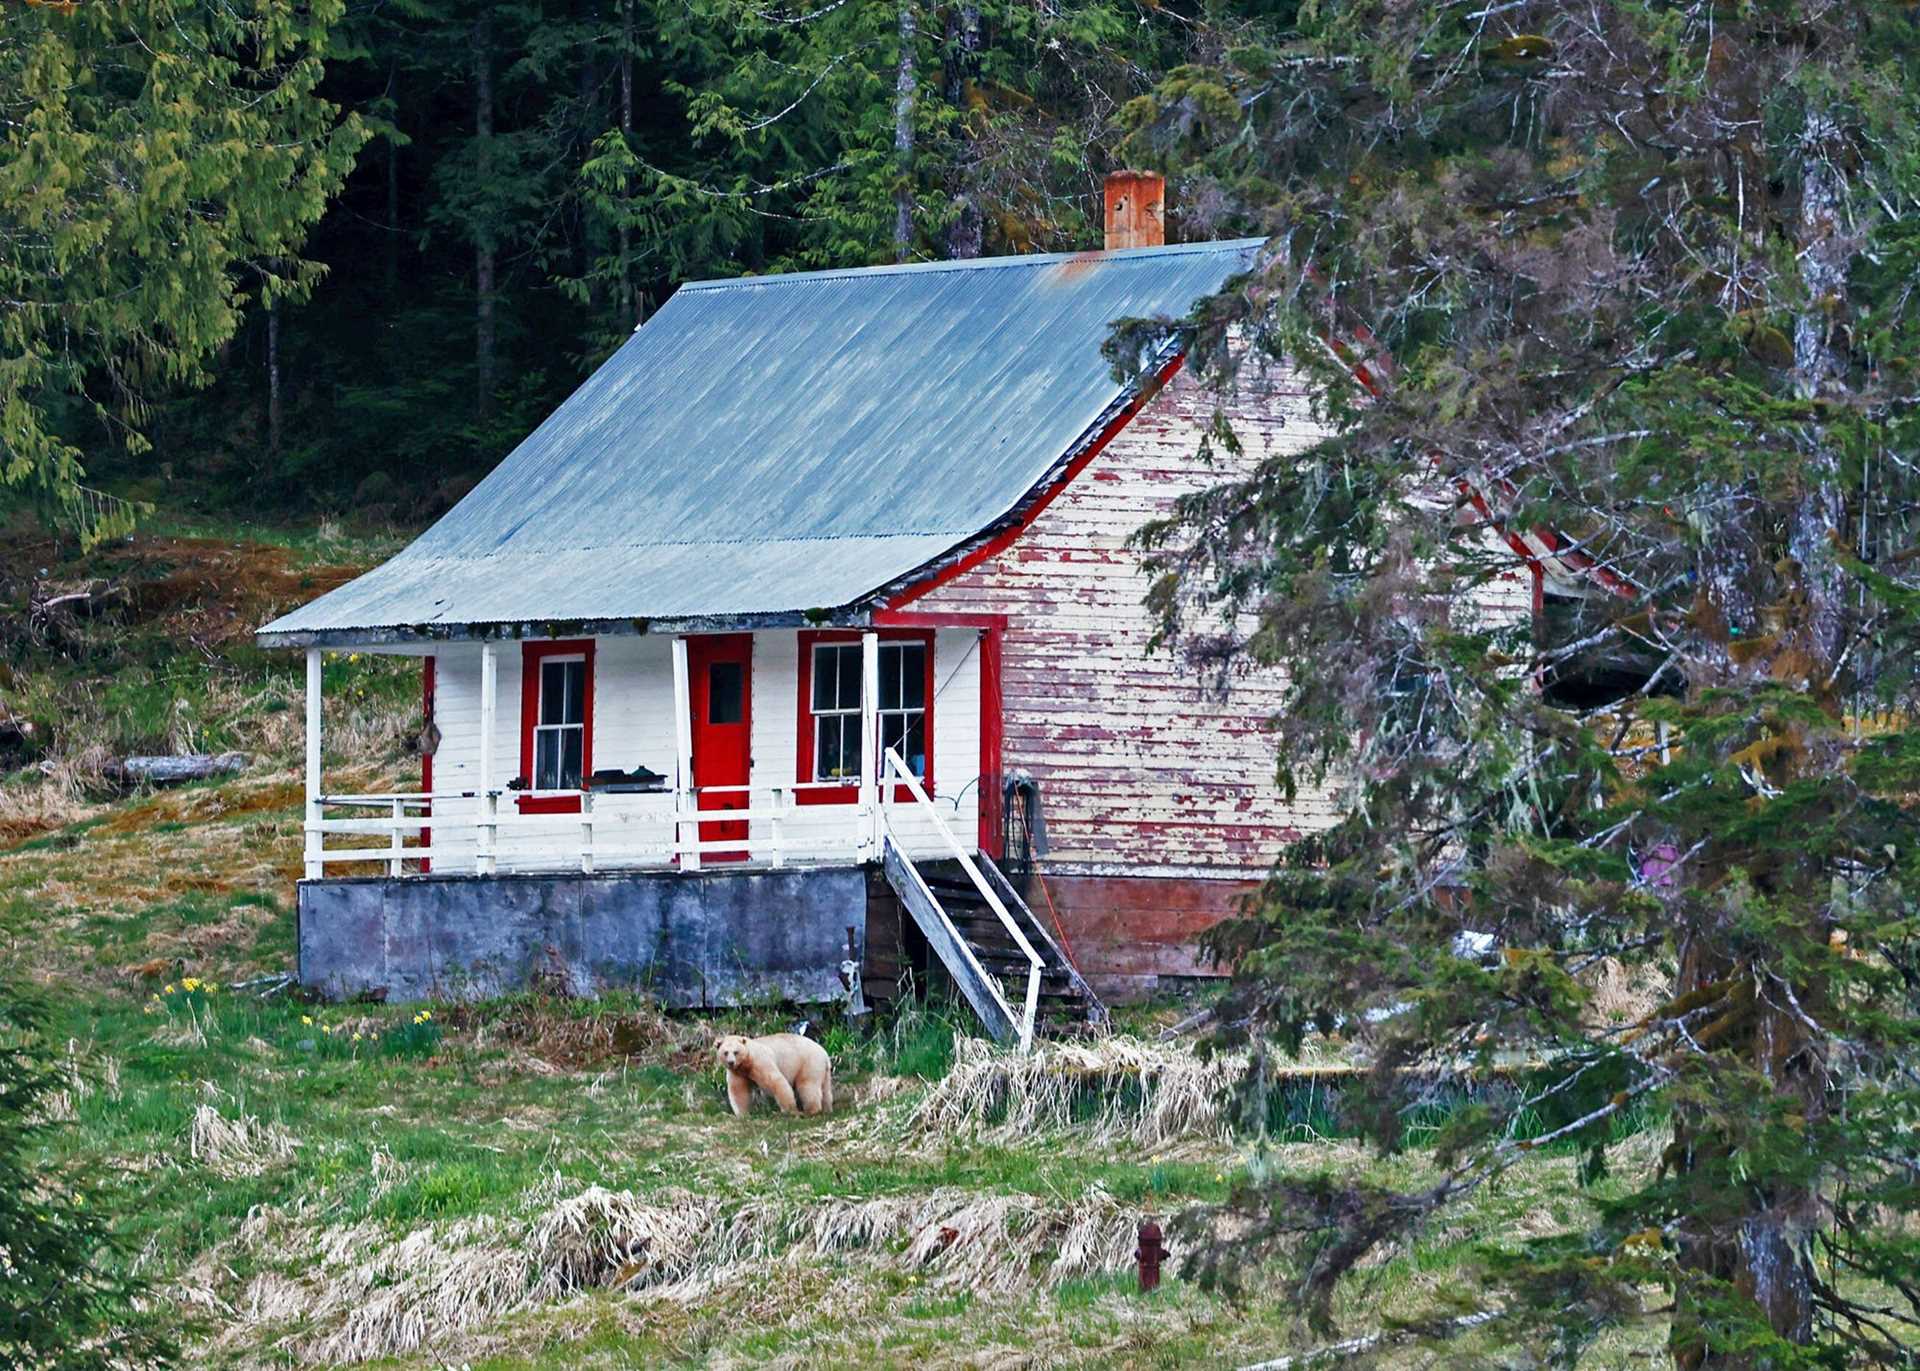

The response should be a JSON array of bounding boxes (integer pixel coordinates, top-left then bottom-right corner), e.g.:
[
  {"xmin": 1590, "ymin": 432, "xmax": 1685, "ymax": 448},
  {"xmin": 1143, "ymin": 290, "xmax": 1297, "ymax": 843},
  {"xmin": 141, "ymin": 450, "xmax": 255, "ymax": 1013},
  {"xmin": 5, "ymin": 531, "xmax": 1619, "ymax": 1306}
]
[
  {"xmin": 908, "ymin": 1036, "xmax": 1246, "ymax": 1152},
  {"xmin": 205, "ymin": 1177, "xmax": 1141, "ymax": 1365},
  {"xmin": 0, "ymin": 762, "xmax": 101, "ymax": 844},
  {"xmin": 187, "ymin": 1098, "xmax": 300, "ymax": 1178},
  {"xmin": 1580, "ymin": 955, "xmax": 1670, "ymax": 1029},
  {"xmin": 453, "ymin": 995, "xmax": 705, "ymax": 1070}
]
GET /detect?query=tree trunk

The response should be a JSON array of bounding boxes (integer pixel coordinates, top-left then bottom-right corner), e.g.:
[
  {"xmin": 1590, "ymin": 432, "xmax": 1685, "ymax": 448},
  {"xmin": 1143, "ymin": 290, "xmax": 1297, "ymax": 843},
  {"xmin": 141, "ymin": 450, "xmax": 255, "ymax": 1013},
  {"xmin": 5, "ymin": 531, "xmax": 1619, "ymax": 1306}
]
[
  {"xmin": 1787, "ymin": 109, "xmax": 1849, "ymax": 669},
  {"xmin": 620, "ymin": 0, "xmax": 636, "ymax": 330},
  {"xmin": 473, "ymin": 12, "xmax": 497, "ymax": 422},
  {"xmin": 941, "ymin": 1, "xmax": 982, "ymax": 259},
  {"xmin": 267, "ymin": 298, "xmax": 282, "ymax": 463},
  {"xmin": 1668, "ymin": 939, "xmax": 1820, "ymax": 1368},
  {"xmin": 1673, "ymin": 349, "xmax": 1829, "ymax": 1366},
  {"xmin": 386, "ymin": 59, "xmax": 401, "ymax": 296},
  {"xmin": 892, "ymin": 0, "xmax": 917, "ymax": 263},
  {"xmin": 105, "ymin": 753, "xmax": 249, "ymax": 787}
]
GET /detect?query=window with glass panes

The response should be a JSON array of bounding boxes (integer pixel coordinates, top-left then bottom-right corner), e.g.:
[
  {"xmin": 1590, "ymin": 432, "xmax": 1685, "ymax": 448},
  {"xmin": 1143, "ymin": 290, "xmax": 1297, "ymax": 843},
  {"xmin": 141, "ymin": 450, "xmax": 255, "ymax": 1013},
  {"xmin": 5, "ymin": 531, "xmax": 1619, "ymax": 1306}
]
[
  {"xmin": 810, "ymin": 642, "xmax": 863, "ymax": 782},
  {"xmin": 532, "ymin": 656, "xmax": 586, "ymax": 789},
  {"xmin": 876, "ymin": 641, "xmax": 927, "ymax": 779},
  {"xmin": 807, "ymin": 639, "xmax": 929, "ymax": 784}
]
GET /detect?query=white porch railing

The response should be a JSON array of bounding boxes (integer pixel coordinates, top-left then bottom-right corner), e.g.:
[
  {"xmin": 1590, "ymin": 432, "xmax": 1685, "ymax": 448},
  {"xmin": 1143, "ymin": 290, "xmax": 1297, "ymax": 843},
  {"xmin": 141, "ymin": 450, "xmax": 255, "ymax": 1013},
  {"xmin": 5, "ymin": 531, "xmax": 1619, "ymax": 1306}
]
[
  {"xmin": 879, "ymin": 746, "xmax": 1042, "ymax": 1053},
  {"xmin": 304, "ymin": 780, "xmax": 876, "ymax": 877}
]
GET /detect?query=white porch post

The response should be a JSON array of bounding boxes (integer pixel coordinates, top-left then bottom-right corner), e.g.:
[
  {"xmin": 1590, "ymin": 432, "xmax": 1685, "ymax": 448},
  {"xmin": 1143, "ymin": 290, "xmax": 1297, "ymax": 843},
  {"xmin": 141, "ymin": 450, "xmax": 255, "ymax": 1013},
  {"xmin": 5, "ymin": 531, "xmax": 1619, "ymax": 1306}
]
[
  {"xmin": 303, "ymin": 647, "xmax": 323, "ymax": 880},
  {"xmin": 672, "ymin": 635, "xmax": 700, "ymax": 871},
  {"xmin": 477, "ymin": 641, "xmax": 498, "ymax": 875},
  {"xmin": 860, "ymin": 630, "xmax": 880, "ymax": 859}
]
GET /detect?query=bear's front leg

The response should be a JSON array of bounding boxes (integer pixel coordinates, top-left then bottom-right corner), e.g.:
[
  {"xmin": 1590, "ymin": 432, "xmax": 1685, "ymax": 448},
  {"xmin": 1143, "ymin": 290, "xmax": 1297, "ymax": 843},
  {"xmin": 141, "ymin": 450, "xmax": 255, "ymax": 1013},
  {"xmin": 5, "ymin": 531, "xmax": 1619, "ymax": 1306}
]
[
  {"xmin": 758, "ymin": 1067, "xmax": 799, "ymax": 1114},
  {"xmin": 727, "ymin": 1070, "xmax": 754, "ymax": 1118}
]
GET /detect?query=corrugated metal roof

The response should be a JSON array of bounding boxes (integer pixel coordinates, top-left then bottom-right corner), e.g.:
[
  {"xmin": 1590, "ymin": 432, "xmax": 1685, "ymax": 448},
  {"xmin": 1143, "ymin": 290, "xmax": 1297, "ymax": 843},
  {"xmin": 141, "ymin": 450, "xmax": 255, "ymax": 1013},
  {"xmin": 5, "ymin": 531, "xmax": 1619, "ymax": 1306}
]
[{"xmin": 258, "ymin": 238, "xmax": 1265, "ymax": 645}]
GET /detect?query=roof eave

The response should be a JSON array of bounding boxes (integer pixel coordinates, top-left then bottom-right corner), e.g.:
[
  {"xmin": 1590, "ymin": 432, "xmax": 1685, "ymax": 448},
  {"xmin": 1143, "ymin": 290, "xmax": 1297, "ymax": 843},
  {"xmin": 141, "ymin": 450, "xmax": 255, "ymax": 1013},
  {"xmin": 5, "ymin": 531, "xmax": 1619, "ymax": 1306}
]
[
  {"xmin": 256, "ymin": 334, "xmax": 1190, "ymax": 651},
  {"xmin": 254, "ymin": 603, "xmax": 880, "ymax": 650}
]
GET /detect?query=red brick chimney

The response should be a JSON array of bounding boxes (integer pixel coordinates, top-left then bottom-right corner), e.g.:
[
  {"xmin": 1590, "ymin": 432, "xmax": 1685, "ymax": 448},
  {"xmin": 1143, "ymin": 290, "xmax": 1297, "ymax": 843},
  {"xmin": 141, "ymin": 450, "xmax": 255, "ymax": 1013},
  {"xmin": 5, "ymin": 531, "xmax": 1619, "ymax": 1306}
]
[{"xmin": 1104, "ymin": 171, "xmax": 1165, "ymax": 250}]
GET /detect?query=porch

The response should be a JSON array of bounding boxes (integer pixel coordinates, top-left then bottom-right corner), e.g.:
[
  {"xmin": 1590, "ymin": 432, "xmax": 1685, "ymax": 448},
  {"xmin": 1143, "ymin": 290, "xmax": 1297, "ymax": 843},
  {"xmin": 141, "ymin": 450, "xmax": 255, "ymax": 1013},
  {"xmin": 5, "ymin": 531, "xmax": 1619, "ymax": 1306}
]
[
  {"xmin": 295, "ymin": 624, "xmax": 1097, "ymax": 1045},
  {"xmin": 300, "ymin": 625, "xmax": 995, "ymax": 880}
]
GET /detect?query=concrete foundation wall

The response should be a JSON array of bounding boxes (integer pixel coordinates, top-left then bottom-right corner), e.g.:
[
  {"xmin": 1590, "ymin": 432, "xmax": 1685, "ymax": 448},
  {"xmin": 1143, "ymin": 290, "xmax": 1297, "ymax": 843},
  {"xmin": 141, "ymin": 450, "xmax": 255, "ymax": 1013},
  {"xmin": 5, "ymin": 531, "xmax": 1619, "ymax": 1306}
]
[{"xmin": 298, "ymin": 868, "xmax": 867, "ymax": 1006}]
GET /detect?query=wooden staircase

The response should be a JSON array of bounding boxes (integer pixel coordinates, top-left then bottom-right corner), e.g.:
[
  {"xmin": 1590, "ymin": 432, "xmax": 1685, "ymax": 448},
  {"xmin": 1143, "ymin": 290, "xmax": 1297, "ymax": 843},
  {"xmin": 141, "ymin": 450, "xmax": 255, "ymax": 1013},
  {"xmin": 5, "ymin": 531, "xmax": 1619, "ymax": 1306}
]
[{"xmin": 880, "ymin": 842, "xmax": 1105, "ymax": 1045}]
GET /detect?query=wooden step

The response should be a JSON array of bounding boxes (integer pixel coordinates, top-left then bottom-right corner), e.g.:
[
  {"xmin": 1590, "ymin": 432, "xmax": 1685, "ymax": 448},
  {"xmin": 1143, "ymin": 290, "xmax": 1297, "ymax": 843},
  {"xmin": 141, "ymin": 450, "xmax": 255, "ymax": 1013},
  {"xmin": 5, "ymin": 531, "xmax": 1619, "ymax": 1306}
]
[{"xmin": 882, "ymin": 844, "xmax": 1108, "ymax": 1043}]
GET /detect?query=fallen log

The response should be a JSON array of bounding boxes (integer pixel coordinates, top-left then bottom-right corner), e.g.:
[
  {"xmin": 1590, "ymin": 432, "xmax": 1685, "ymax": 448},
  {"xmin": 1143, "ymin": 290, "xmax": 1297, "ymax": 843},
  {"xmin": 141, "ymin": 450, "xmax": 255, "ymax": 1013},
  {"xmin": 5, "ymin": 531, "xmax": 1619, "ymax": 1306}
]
[
  {"xmin": 36, "ymin": 584, "xmax": 123, "ymax": 617},
  {"xmin": 105, "ymin": 753, "xmax": 249, "ymax": 786}
]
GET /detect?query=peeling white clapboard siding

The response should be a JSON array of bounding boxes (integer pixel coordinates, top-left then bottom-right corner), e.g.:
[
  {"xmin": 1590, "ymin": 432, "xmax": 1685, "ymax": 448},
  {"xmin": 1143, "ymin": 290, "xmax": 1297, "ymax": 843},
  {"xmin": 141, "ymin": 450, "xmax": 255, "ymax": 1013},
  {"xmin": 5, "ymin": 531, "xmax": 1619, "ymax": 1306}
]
[{"xmin": 914, "ymin": 361, "xmax": 1335, "ymax": 875}]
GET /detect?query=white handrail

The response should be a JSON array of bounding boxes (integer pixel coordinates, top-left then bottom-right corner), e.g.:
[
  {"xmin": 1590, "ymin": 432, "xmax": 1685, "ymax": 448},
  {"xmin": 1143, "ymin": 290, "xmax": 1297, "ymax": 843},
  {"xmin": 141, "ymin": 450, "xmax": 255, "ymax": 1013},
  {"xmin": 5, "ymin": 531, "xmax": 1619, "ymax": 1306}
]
[
  {"xmin": 305, "ymin": 781, "xmax": 875, "ymax": 875},
  {"xmin": 881, "ymin": 746, "xmax": 1041, "ymax": 1052}
]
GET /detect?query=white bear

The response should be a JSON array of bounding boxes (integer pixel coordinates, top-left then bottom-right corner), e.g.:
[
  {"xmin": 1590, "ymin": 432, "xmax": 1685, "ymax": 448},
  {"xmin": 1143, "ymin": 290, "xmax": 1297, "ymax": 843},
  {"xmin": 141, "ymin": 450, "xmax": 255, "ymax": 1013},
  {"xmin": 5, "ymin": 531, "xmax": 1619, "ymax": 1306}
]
[{"xmin": 714, "ymin": 1032, "xmax": 833, "ymax": 1117}]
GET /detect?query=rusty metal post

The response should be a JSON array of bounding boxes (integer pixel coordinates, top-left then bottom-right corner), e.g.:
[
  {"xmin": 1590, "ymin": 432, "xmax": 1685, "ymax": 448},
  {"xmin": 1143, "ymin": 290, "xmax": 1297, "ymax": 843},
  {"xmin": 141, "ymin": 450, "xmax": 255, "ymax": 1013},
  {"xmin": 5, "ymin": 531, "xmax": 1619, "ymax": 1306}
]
[{"xmin": 1135, "ymin": 1217, "xmax": 1166, "ymax": 1293}]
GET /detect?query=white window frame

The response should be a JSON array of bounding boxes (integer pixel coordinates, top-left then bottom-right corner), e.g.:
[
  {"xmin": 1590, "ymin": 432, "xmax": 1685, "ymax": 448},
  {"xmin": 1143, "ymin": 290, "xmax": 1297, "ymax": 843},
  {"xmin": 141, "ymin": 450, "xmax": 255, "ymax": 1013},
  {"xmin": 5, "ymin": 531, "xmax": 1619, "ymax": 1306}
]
[
  {"xmin": 532, "ymin": 654, "xmax": 587, "ymax": 791},
  {"xmin": 810, "ymin": 641, "xmax": 863, "ymax": 784},
  {"xmin": 876, "ymin": 641, "xmax": 927, "ymax": 780}
]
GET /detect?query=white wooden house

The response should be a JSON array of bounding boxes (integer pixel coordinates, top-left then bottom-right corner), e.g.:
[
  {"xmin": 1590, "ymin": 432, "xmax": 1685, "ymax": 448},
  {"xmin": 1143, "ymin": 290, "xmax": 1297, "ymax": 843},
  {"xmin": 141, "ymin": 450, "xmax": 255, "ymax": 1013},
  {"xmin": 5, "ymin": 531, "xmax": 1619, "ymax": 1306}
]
[{"xmin": 261, "ymin": 174, "xmax": 1483, "ymax": 1039}]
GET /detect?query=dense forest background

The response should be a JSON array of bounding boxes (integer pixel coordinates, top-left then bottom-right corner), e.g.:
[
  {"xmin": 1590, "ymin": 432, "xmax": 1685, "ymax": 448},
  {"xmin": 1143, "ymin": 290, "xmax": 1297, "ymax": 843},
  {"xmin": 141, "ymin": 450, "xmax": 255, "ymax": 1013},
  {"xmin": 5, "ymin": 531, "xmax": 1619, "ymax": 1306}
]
[{"xmin": 101, "ymin": 0, "xmax": 1267, "ymax": 519}]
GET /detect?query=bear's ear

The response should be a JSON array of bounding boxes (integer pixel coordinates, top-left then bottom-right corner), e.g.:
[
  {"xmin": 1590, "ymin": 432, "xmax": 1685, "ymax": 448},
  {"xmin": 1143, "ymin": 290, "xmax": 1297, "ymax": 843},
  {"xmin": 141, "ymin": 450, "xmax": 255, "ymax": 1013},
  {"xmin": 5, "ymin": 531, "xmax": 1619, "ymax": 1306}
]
[{"xmin": 712, "ymin": 1036, "xmax": 723, "ymax": 1049}]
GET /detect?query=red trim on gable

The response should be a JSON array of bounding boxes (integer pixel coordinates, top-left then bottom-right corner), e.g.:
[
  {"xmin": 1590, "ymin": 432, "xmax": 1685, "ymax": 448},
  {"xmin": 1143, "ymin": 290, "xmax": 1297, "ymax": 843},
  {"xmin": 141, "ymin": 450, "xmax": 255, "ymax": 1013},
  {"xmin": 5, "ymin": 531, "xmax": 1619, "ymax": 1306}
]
[
  {"xmin": 517, "ymin": 639, "xmax": 595, "ymax": 814},
  {"xmin": 795, "ymin": 629, "xmax": 933, "ymax": 805},
  {"xmin": 884, "ymin": 354, "xmax": 1185, "ymax": 609},
  {"xmin": 1325, "ymin": 326, "xmax": 1636, "ymax": 602},
  {"xmin": 421, "ymin": 655, "xmax": 435, "ymax": 872},
  {"xmin": 873, "ymin": 609, "xmax": 1009, "ymax": 630}
]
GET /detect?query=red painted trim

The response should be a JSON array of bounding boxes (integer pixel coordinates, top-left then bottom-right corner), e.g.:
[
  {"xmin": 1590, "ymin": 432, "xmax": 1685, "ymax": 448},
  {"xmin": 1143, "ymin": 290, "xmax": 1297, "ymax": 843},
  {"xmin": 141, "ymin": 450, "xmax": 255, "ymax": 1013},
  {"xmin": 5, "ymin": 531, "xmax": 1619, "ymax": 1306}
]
[
  {"xmin": 1457, "ymin": 477, "xmax": 1554, "ymax": 578},
  {"xmin": 1519, "ymin": 508, "xmax": 1637, "ymax": 600},
  {"xmin": 885, "ymin": 354, "xmax": 1185, "ymax": 608},
  {"xmin": 978, "ymin": 626, "xmax": 1004, "ymax": 858},
  {"xmin": 795, "ymin": 628, "xmax": 933, "ymax": 804},
  {"xmin": 517, "ymin": 639, "xmax": 595, "ymax": 814},
  {"xmin": 873, "ymin": 609, "xmax": 1010, "ymax": 630},
  {"xmin": 1327, "ymin": 328, "xmax": 1637, "ymax": 603},
  {"xmin": 421, "ymin": 655, "xmax": 435, "ymax": 872}
]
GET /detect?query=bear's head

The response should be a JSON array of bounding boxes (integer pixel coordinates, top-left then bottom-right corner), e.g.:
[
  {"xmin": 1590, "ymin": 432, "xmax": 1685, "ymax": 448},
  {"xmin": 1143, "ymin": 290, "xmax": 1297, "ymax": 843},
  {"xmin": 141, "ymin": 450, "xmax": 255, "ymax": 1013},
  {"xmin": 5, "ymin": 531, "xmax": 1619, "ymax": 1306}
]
[{"xmin": 713, "ymin": 1034, "xmax": 752, "ymax": 1072}]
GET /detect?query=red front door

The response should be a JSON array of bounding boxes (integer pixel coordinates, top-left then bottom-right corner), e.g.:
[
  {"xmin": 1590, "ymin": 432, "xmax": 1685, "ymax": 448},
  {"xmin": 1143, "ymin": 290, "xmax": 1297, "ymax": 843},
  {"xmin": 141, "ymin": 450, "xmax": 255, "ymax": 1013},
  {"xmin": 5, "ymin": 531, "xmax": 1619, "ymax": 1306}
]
[{"xmin": 688, "ymin": 634, "xmax": 752, "ymax": 862}]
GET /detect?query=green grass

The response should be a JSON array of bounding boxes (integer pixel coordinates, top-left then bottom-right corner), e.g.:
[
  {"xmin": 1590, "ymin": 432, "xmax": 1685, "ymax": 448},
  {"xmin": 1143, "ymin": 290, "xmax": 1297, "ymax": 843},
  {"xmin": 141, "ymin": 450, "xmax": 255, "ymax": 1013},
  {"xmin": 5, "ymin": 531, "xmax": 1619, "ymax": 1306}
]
[
  {"xmin": 0, "ymin": 740, "xmax": 1690, "ymax": 1370},
  {"xmin": 0, "ymin": 961, "xmax": 1687, "ymax": 1370}
]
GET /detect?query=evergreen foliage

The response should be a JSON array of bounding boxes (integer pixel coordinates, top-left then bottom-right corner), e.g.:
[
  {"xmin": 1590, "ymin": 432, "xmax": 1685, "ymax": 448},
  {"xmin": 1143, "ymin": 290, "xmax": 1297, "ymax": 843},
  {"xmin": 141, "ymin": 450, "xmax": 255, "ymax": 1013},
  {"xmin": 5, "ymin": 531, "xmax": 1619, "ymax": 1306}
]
[
  {"xmin": 1123, "ymin": 3, "xmax": 1920, "ymax": 1366},
  {"xmin": 100, "ymin": 0, "xmax": 1203, "ymax": 516},
  {"xmin": 0, "ymin": 0, "xmax": 364, "ymax": 544},
  {"xmin": 0, "ymin": 985, "xmax": 172, "ymax": 1369}
]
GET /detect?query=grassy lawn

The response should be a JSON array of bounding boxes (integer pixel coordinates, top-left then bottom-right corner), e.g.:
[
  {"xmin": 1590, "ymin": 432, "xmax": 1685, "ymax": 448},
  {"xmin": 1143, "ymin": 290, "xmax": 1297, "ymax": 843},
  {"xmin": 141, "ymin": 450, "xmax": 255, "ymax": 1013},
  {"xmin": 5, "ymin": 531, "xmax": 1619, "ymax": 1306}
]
[
  {"xmin": 0, "ymin": 770, "xmax": 1677, "ymax": 1369},
  {"xmin": 1, "ymin": 519, "xmax": 1678, "ymax": 1368},
  {"xmin": 24, "ymin": 973, "xmax": 1672, "ymax": 1370}
]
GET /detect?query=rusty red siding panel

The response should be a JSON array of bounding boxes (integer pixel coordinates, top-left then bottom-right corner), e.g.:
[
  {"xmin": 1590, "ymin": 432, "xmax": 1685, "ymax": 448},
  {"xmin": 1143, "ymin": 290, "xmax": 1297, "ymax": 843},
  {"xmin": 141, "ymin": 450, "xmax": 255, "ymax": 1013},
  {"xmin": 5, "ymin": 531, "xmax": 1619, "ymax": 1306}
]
[{"xmin": 1036, "ymin": 872, "xmax": 1260, "ymax": 1001}]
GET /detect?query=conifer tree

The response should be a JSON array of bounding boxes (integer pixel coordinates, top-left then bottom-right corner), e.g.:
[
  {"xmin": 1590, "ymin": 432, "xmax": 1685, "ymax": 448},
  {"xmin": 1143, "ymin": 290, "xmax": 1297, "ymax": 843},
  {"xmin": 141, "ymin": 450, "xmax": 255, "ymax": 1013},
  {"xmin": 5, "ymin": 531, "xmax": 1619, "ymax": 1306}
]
[
  {"xmin": 1120, "ymin": 3, "xmax": 1920, "ymax": 1365},
  {"xmin": 0, "ymin": 0, "xmax": 364, "ymax": 543},
  {"xmin": 0, "ymin": 988, "xmax": 171, "ymax": 1369}
]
